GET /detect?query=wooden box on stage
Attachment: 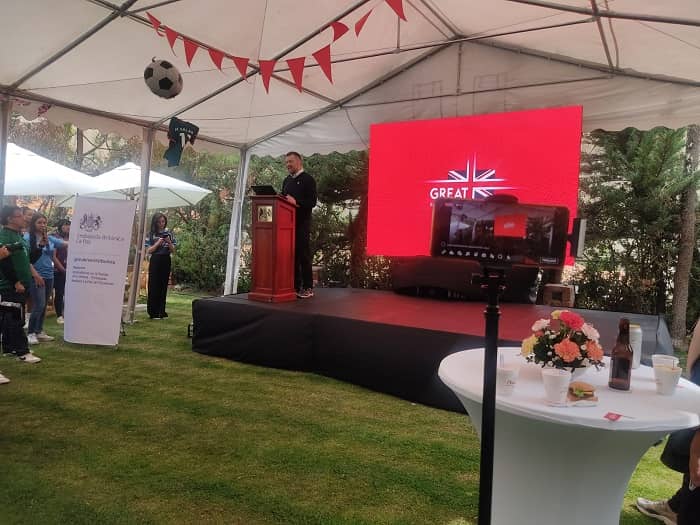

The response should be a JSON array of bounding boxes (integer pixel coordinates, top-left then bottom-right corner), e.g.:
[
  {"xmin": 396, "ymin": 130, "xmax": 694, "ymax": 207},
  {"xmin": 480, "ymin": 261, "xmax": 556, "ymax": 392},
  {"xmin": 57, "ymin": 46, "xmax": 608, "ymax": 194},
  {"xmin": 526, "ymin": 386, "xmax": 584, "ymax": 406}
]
[
  {"xmin": 542, "ymin": 284, "xmax": 575, "ymax": 307},
  {"xmin": 249, "ymin": 195, "xmax": 297, "ymax": 303}
]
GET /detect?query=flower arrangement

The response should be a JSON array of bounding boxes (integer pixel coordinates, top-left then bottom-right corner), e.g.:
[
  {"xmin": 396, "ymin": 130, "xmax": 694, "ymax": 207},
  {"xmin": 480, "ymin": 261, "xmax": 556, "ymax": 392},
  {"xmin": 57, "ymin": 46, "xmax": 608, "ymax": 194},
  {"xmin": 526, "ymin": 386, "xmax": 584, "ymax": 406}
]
[{"xmin": 521, "ymin": 310, "xmax": 605, "ymax": 370}]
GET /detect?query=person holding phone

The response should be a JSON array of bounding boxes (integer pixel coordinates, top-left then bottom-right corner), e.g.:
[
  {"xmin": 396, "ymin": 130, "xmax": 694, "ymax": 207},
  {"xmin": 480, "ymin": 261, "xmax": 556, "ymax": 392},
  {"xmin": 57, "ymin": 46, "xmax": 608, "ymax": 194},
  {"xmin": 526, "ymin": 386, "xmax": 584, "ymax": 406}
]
[
  {"xmin": 25, "ymin": 213, "xmax": 66, "ymax": 345},
  {"xmin": 145, "ymin": 212, "xmax": 176, "ymax": 319}
]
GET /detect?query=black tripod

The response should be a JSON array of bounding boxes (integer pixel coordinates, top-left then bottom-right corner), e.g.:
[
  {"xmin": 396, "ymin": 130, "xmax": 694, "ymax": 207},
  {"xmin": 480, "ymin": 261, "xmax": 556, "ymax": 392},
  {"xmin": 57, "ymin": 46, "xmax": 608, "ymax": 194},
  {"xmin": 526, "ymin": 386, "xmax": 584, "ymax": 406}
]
[{"xmin": 475, "ymin": 265, "xmax": 508, "ymax": 525}]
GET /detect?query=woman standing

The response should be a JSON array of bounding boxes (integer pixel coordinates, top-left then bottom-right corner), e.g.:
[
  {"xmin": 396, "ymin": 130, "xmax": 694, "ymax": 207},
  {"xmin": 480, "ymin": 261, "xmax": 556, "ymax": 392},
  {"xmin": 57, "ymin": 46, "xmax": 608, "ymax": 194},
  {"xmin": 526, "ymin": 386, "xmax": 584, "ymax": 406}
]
[
  {"xmin": 145, "ymin": 212, "xmax": 176, "ymax": 319},
  {"xmin": 52, "ymin": 219, "xmax": 70, "ymax": 324},
  {"xmin": 25, "ymin": 213, "xmax": 66, "ymax": 345}
]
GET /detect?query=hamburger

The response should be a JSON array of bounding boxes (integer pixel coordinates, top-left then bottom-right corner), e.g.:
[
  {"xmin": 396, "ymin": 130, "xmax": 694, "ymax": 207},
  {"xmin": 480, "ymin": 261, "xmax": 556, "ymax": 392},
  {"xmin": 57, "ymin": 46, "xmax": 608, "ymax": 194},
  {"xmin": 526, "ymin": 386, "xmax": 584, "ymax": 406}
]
[{"xmin": 568, "ymin": 381, "xmax": 598, "ymax": 402}]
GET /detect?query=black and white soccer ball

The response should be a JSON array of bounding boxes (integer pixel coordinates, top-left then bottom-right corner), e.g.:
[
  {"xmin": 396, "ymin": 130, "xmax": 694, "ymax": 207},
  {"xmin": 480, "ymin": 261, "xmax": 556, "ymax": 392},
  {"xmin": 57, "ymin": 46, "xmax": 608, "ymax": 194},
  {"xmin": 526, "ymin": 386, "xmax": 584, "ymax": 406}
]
[{"xmin": 144, "ymin": 58, "xmax": 183, "ymax": 99}]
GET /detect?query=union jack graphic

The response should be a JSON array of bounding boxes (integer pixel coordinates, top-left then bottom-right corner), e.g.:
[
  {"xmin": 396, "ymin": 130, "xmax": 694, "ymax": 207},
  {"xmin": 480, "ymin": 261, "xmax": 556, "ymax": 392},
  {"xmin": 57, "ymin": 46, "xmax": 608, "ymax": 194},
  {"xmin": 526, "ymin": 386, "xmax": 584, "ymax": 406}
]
[{"xmin": 430, "ymin": 154, "xmax": 514, "ymax": 199}]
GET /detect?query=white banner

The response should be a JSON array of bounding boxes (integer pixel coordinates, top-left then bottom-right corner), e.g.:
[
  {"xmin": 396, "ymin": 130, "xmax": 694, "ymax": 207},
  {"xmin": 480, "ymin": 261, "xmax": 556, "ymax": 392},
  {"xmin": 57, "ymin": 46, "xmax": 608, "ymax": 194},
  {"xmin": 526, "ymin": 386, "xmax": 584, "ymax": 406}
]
[{"xmin": 64, "ymin": 196, "xmax": 137, "ymax": 346}]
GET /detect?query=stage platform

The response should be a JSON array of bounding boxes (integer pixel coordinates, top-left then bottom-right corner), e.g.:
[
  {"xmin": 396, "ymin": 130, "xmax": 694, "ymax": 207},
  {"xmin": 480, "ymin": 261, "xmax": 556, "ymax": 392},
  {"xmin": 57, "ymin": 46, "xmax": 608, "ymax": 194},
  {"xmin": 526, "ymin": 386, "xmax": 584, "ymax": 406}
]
[{"xmin": 191, "ymin": 288, "xmax": 672, "ymax": 413}]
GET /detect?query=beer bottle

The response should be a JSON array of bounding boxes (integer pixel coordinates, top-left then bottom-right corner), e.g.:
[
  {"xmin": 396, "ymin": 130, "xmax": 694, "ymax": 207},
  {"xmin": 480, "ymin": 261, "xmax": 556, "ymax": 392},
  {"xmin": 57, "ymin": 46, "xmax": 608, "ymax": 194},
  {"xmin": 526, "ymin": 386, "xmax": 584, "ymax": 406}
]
[{"xmin": 609, "ymin": 318, "xmax": 633, "ymax": 390}]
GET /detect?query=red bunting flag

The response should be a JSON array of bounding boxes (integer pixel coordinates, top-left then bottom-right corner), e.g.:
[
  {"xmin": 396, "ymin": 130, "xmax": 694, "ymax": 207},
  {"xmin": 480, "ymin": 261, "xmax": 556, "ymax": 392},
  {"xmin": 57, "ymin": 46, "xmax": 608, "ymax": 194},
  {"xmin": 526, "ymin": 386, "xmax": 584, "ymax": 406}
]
[
  {"xmin": 208, "ymin": 48, "xmax": 225, "ymax": 70},
  {"xmin": 258, "ymin": 59, "xmax": 277, "ymax": 93},
  {"xmin": 164, "ymin": 26, "xmax": 179, "ymax": 52},
  {"xmin": 232, "ymin": 56, "xmax": 250, "ymax": 80},
  {"xmin": 385, "ymin": 0, "xmax": 407, "ymax": 21},
  {"xmin": 312, "ymin": 45, "xmax": 333, "ymax": 84},
  {"xmin": 331, "ymin": 21, "xmax": 349, "ymax": 42},
  {"xmin": 286, "ymin": 57, "xmax": 306, "ymax": 92},
  {"xmin": 143, "ymin": 10, "xmax": 412, "ymax": 95},
  {"xmin": 145, "ymin": 12, "xmax": 163, "ymax": 36},
  {"xmin": 355, "ymin": 10, "xmax": 372, "ymax": 36},
  {"xmin": 183, "ymin": 38, "xmax": 199, "ymax": 66}
]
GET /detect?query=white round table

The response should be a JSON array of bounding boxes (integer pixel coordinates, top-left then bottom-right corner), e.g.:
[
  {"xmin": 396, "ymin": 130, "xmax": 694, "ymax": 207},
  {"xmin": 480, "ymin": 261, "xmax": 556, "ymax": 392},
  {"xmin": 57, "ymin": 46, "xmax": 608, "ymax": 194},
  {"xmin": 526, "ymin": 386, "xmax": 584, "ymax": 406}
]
[{"xmin": 438, "ymin": 347, "xmax": 700, "ymax": 525}]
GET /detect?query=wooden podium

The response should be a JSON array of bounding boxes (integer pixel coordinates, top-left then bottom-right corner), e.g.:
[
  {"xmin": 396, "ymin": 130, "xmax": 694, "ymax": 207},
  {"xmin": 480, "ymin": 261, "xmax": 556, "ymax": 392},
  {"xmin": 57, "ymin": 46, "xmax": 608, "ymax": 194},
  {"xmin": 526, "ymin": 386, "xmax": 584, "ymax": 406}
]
[{"xmin": 248, "ymin": 195, "xmax": 297, "ymax": 302}]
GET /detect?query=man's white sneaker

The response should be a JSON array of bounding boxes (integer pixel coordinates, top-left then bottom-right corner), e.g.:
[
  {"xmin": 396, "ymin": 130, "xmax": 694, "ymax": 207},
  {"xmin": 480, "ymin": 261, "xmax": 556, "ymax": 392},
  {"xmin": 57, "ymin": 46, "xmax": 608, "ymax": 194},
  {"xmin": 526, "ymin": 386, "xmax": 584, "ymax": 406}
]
[
  {"xmin": 36, "ymin": 332, "xmax": 55, "ymax": 342},
  {"xmin": 18, "ymin": 352, "xmax": 41, "ymax": 364},
  {"xmin": 27, "ymin": 333, "xmax": 39, "ymax": 345},
  {"xmin": 635, "ymin": 498, "xmax": 677, "ymax": 525},
  {"xmin": 56, "ymin": 316, "xmax": 64, "ymax": 325},
  {"xmin": 0, "ymin": 372, "xmax": 9, "ymax": 384}
]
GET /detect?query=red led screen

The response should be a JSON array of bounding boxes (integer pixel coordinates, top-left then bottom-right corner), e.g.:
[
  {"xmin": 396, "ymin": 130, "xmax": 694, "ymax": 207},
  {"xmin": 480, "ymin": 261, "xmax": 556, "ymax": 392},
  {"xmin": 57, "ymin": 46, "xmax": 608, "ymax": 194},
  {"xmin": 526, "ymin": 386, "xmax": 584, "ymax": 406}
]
[{"xmin": 366, "ymin": 106, "xmax": 582, "ymax": 258}]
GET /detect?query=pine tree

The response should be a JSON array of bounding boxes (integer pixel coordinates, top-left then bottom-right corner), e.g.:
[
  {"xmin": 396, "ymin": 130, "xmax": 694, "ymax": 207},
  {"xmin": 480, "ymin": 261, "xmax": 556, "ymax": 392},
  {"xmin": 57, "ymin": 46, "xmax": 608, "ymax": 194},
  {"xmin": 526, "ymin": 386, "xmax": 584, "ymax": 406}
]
[{"xmin": 573, "ymin": 127, "xmax": 689, "ymax": 315}]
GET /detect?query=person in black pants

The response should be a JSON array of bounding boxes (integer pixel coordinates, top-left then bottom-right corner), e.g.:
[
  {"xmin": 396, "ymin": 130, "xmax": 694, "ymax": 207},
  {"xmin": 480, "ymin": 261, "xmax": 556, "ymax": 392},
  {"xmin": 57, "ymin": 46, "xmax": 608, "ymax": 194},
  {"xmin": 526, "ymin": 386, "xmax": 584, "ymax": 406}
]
[
  {"xmin": 0, "ymin": 206, "xmax": 41, "ymax": 363},
  {"xmin": 281, "ymin": 151, "xmax": 317, "ymax": 299},
  {"xmin": 52, "ymin": 219, "xmax": 70, "ymax": 324},
  {"xmin": 682, "ymin": 429, "xmax": 700, "ymax": 524},
  {"xmin": 636, "ymin": 318, "xmax": 700, "ymax": 524},
  {"xmin": 145, "ymin": 212, "xmax": 176, "ymax": 319}
]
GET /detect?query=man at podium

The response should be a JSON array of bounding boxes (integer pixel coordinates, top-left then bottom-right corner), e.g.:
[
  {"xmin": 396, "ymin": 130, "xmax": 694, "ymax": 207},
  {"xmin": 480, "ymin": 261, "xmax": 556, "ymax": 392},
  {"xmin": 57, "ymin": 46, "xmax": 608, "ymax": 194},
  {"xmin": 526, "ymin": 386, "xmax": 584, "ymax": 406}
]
[{"xmin": 281, "ymin": 152, "xmax": 317, "ymax": 299}]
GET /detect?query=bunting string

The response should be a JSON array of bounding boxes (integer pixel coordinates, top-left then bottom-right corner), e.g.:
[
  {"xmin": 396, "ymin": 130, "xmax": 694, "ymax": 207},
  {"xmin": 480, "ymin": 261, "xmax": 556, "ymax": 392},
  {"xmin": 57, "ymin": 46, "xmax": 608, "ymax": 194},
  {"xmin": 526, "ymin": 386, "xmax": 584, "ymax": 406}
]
[{"xmin": 144, "ymin": 0, "xmax": 406, "ymax": 94}]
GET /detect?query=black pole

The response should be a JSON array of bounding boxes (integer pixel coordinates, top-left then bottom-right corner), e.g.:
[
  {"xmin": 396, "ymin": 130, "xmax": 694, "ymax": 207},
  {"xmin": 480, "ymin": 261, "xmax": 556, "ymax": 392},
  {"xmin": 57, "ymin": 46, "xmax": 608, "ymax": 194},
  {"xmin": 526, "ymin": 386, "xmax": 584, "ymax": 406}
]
[{"xmin": 478, "ymin": 267, "xmax": 506, "ymax": 525}]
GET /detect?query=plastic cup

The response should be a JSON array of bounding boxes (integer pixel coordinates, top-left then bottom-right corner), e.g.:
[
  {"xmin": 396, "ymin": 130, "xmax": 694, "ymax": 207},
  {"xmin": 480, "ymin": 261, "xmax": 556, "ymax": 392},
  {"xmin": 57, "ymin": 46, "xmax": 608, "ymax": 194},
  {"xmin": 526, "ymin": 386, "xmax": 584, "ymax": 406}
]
[
  {"xmin": 541, "ymin": 369, "xmax": 570, "ymax": 406},
  {"xmin": 655, "ymin": 365, "xmax": 682, "ymax": 395},
  {"xmin": 497, "ymin": 366, "xmax": 519, "ymax": 396},
  {"xmin": 652, "ymin": 354, "xmax": 679, "ymax": 368}
]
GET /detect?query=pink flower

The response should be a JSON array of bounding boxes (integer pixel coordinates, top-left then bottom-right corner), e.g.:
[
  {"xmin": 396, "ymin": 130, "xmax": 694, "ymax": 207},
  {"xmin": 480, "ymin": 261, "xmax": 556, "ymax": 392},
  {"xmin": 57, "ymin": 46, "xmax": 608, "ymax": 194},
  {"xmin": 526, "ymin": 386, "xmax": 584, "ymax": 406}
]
[
  {"xmin": 585, "ymin": 340, "xmax": 604, "ymax": 362},
  {"xmin": 554, "ymin": 338, "xmax": 581, "ymax": 363},
  {"xmin": 559, "ymin": 311, "xmax": 584, "ymax": 331},
  {"xmin": 581, "ymin": 323, "xmax": 600, "ymax": 342},
  {"xmin": 532, "ymin": 319, "xmax": 550, "ymax": 332}
]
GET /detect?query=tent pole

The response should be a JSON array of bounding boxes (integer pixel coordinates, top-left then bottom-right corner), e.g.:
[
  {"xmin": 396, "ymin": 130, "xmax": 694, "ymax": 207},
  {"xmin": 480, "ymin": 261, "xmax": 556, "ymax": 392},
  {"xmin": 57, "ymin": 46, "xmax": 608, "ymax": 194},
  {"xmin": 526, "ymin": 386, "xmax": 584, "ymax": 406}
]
[
  {"xmin": 224, "ymin": 147, "xmax": 250, "ymax": 295},
  {"xmin": 126, "ymin": 127, "xmax": 154, "ymax": 323},
  {"xmin": 0, "ymin": 98, "xmax": 11, "ymax": 206}
]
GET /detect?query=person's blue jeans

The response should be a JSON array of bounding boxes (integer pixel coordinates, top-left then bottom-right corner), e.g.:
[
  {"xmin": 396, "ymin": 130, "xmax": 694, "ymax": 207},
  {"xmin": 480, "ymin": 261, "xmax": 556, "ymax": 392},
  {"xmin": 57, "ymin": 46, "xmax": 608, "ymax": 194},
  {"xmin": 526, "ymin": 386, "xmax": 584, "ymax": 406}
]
[{"xmin": 28, "ymin": 278, "xmax": 53, "ymax": 335}]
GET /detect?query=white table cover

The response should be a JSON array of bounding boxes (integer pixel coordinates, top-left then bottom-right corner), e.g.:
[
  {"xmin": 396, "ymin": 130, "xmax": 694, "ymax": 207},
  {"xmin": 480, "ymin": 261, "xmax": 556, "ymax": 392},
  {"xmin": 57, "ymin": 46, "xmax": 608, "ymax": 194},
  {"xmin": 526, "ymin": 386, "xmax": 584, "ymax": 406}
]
[{"xmin": 439, "ymin": 347, "xmax": 700, "ymax": 525}]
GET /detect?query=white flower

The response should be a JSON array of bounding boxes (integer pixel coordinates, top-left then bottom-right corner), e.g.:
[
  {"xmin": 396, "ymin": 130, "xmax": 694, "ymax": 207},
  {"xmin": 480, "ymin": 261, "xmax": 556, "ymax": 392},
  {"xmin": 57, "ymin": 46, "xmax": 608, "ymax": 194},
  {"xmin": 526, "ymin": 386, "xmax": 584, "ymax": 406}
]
[
  {"xmin": 581, "ymin": 323, "xmax": 600, "ymax": 341},
  {"xmin": 549, "ymin": 334, "xmax": 556, "ymax": 339},
  {"xmin": 547, "ymin": 351, "xmax": 552, "ymax": 356},
  {"xmin": 532, "ymin": 319, "xmax": 550, "ymax": 332}
]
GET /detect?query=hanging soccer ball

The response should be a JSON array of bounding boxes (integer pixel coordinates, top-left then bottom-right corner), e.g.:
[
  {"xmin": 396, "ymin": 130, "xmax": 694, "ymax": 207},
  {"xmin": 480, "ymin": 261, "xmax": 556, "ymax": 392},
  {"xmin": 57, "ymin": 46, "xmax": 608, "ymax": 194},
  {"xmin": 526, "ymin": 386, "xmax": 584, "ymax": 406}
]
[{"xmin": 143, "ymin": 58, "xmax": 183, "ymax": 99}]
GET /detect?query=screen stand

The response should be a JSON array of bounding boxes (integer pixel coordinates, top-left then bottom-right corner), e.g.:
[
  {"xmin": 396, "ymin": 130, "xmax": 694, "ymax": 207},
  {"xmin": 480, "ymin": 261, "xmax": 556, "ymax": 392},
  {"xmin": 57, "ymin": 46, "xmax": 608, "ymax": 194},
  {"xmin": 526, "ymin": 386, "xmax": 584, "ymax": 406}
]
[{"xmin": 474, "ymin": 265, "xmax": 508, "ymax": 525}]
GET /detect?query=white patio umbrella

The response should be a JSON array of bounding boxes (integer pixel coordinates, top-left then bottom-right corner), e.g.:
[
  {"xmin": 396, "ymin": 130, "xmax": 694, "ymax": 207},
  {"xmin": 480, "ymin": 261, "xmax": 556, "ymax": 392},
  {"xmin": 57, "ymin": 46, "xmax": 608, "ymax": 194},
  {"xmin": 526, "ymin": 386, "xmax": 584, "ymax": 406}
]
[
  {"xmin": 4, "ymin": 143, "xmax": 100, "ymax": 197},
  {"xmin": 82, "ymin": 162, "xmax": 211, "ymax": 209}
]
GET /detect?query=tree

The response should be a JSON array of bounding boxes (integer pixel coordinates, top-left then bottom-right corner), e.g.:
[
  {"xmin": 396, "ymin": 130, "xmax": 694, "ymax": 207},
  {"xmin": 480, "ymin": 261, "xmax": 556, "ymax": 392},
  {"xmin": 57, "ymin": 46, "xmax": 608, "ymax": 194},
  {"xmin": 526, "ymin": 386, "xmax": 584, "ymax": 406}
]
[
  {"xmin": 9, "ymin": 116, "xmax": 141, "ymax": 217},
  {"xmin": 242, "ymin": 151, "xmax": 372, "ymax": 288},
  {"xmin": 670, "ymin": 125, "xmax": 699, "ymax": 345},
  {"xmin": 572, "ymin": 127, "xmax": 690, "ymax": 317},
  {"xmin": 158, "ymin": 146, "xmax": 239, "ymax": 292},
  {"xmin": 9, "ymin": 114, "xmax": 239, "ymax": 291},
  {"xmin": 7, "ymin": 115, "xmax": 389, "ymax": 293}
]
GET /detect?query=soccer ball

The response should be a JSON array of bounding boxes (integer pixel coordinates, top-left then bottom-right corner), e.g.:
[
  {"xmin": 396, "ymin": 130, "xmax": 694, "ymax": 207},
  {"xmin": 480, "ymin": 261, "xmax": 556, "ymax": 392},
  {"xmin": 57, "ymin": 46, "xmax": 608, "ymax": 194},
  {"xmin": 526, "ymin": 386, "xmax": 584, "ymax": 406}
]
[{"xmin": 143, "ymin": 58, "xmax": 183, "ymax": 99}]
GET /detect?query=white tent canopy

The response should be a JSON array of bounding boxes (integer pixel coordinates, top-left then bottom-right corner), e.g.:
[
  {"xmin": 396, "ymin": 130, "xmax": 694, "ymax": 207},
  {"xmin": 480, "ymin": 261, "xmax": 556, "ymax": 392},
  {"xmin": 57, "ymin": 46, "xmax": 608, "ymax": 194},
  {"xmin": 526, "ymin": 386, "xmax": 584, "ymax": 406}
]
[
  {"xmin": 2, "ymin": 1, "xmax": 700, "ymax": 155},
  {"xmin": 1, "ymin": 1, "xmax": 700, "ymax": 302},
  {"xmin": 5, "ymin": 142, "xmax": 100, "ymax": 197},
  {"xmin": 65, "ymin": 162, "xmax": 211, "ymax": 209}
]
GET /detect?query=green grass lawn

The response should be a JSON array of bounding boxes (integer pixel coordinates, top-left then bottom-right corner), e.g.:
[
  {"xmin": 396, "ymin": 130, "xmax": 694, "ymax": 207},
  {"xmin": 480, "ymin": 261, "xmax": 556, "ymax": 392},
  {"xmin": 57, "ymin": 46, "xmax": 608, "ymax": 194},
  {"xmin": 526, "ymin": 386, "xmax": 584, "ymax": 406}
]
[{"xmin": 0, "ymin": 292, "xmax": 683, "ymax": 524}]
